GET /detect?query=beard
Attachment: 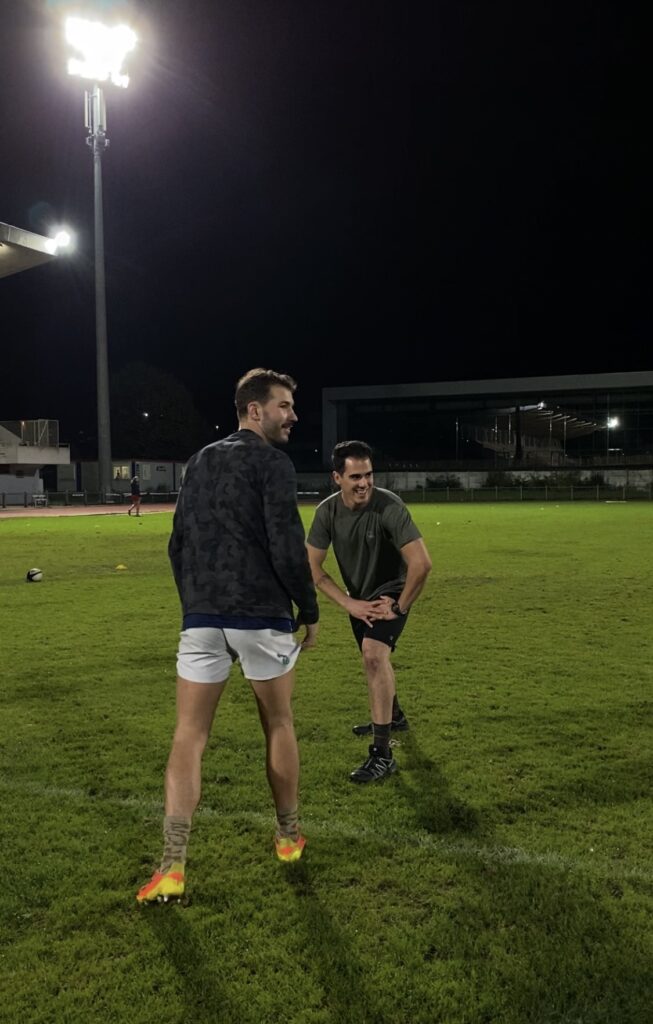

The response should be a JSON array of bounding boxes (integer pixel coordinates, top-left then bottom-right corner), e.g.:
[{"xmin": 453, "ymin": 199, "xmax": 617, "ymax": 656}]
[{"xmin": 261, "ymin": 417, "xmax": 290, "ymax": 444}]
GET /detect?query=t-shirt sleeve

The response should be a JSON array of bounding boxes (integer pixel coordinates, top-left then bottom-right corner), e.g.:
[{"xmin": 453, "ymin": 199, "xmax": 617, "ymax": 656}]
[
  {"xmin": 382, "ymin": 500, "xmax": 422, "ymax": 549},
  {"xmin": 306, "ymin": 501, "xmax": 332, "ymax": 550}
]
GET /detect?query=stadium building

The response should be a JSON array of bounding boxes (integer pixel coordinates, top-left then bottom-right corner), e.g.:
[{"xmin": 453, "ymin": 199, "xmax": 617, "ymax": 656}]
[
  {"xmin": 0, "ymin": 420, "xmax": 70, "ymax": 506},
  {"xmin": 321, "ymin": 371, "xmax": 653, "ymax": 481}
]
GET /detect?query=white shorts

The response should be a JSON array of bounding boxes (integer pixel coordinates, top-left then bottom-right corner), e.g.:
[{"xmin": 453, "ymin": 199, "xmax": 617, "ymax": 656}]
[{"xmin": 176, "ymin": 627, "xmax": 301, "ymax": 683}]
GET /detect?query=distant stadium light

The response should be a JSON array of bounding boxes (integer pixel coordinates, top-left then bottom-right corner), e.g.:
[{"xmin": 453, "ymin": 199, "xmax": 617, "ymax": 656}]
[
  {"xmin": 607, "ymin": 417, "xmax": 620, "ymax": 429},
  {"xmin": 143, "ymin": 411, "xmax": 150, "ymax": 419},
  {"xmin": 65, "ymin": 17, "xmax": 137, "ymax": 88}
]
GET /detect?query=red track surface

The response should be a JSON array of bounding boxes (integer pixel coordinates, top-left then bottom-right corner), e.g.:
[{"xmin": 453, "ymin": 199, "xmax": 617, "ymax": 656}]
[{"xmin": 0, "ymin": 504, "xmax": 174, "ymax": 520}]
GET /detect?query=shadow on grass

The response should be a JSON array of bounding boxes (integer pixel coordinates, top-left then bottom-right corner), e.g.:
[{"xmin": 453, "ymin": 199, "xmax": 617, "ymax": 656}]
[
  {"xmin": 396, "ymin": 731, "xmax": 482, "ymax": 835},
  {"xmin": 144, "ymin": 906, "xmax": 237, "ymax": 1023},
  {"xmin": 452, "ymin": 857, "xmax": 653, "ymax": 1024},
  {"xmin": 392, "ymin": 741, "xmax": 651, "ymax": 1022},
  {"xmin": 283, "ymin": 860, "xmax": 387, "ymax": 1024}
]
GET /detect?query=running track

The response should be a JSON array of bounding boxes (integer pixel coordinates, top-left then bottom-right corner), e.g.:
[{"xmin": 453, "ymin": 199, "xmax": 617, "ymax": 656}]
[{"xmin": 0, "ymin": 504, "xmax": 175, "ymax": 520}]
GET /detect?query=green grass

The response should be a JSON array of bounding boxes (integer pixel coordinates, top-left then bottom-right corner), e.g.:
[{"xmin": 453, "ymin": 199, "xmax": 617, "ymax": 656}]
[{"xmin": 1, "ymin": 504, "xmax": 652, "ymax": 1024}]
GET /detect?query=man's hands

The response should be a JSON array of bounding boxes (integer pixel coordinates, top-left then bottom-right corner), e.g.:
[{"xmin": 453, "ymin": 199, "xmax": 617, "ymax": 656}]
[
  {"xmin": 297, "ymin": 622, "xmax": 319, "ymax": 651},
  {"xmin": 346, "ymin": 597, "xmax": 399, "ymax": 627}
]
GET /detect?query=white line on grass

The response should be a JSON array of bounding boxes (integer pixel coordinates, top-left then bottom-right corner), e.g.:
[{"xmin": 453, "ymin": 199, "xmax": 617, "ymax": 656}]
[{"xmin": 1, "ymin": 776, "xmax": 649, "ymax": 883}]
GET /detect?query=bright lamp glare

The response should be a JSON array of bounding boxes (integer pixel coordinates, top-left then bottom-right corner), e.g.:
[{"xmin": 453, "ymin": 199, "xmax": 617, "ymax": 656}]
[
  {"xmin": 607, "ymin": 417, "xmax": 620, "ymax": 429},
  {"xmin": 54, "ymin": 230, "xmax": 72, "ymax": 250},
  {"xmin": 46, "ymin": 229, "xmax": 75, "ymax": 255},
  {"xmin": 65, "ymin": 17, "xmax": 136, "ymax": 88}
]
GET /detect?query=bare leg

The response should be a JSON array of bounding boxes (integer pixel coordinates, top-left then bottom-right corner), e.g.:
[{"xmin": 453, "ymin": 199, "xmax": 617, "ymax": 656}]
[
  {"xmin": 250, "ymin": 669, "xmax": 299, "ymax": 818},
  {"xmin": 165, "ymin": 676, "xmax": 227, "ymax": 818},
  {"xmin": 361, "ymin": 638, "xmax": 395, "ymax": 724}
]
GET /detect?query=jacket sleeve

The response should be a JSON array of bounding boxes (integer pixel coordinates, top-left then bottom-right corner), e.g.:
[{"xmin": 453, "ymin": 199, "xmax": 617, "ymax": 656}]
[
  {"xmin": 262, "ymin": 455, "xmax": 319, "ymax": 625},
  {"xmin": 168, "ymin": 482, "xmax": 185, "ymax": 600}
]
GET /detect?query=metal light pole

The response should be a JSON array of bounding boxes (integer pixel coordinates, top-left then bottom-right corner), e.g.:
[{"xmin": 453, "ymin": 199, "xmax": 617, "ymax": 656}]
[
  {"xmin": 606, "ymin": 416, "xmax": 619, "ymax": 463},
  {"xmin": 65, "ymin": 17, "xmax": 137, "ymax": 498},
  {"xmin": 86, "ymin": 85, "xmax": 112, "ymax": 496}
]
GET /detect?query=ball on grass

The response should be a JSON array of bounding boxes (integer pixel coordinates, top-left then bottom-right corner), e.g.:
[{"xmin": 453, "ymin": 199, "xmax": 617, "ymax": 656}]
[{"xmin": 26, "ymin": 568, "xmax": 43, "ymax": 583}]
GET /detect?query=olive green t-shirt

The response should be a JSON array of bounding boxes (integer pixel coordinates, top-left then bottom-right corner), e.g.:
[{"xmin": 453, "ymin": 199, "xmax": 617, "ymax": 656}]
[{"xmin": 307, "ymin": 487, "xmax": 422, "ymax": 600}]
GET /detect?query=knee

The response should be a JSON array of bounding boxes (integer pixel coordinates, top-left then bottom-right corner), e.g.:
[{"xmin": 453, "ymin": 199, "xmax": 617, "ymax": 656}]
[
  {"xmin": 266, "ymin": 710, "xmax": 294, "ymax": 732},
  {"xmin": 172, "ymin": 722, "xmax": 211, "ymax": 753},
  {"xmin": 362, "ymin": 650, "xmax": 387, "ymax": 677}
]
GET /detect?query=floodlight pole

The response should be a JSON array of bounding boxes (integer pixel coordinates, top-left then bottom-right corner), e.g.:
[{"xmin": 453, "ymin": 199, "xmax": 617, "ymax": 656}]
[{"xmin": 85, "ymin": 85, "xmax": 112, "ymax": 498}]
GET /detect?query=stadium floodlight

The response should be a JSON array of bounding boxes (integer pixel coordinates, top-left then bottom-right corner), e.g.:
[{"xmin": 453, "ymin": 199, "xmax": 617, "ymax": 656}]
[
  {"xmin": 65, "ymin": 17, "xmax": 137, "ymax": 89},
  {"xmin": 64, "ymin": 15, "xmax": 138, "ymax": 499},
  {"xmin": 45, "ymin": 229, "xmax": 74, "ymax": 255},
  {"xmin": 606, "ymin": 416, "xmax": 620, "ymax": 461}
]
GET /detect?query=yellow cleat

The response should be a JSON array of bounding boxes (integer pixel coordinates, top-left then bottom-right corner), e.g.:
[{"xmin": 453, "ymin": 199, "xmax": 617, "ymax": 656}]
[
  {"xmin": 136, "ymin": 861, "xmax": 185, "ymax": 904},
  {"xmin": 274, "ymin": 834, "xmax": 306, "ymax": 863}
]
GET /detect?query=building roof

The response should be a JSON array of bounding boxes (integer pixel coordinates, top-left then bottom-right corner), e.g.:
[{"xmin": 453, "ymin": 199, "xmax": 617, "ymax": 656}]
[{"xmin": 0, "ymin": 222, "xmax": 57, "ymax": 279}]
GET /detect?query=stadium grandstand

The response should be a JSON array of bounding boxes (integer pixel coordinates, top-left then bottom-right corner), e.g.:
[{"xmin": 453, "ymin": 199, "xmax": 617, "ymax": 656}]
[{"xmin": 322, "ymin": 371, "xmax": 653, "ymax": 472}]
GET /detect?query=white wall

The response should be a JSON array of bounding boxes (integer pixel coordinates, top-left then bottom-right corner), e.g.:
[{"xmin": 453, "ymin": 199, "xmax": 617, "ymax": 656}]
[
  {"xmin": 0, "ymin": 469, "xmax": 44, "ymax": 504},
  {"xmin": 296, "ymin": 468, "xmax": 653, "ymax": 492},
  {"xmin": 56, "ymin": 461, "xmax": 185, "ymax": 493}
]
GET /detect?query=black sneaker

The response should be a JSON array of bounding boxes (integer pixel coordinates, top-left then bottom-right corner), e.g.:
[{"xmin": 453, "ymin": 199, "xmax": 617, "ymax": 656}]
[
  {"xmin": 351, "ymin": 716, "xmax": 409, "ymax": 737},
  {"xmin": 349, "ymin": 745, "xmax": 397, "ymax": 784}
]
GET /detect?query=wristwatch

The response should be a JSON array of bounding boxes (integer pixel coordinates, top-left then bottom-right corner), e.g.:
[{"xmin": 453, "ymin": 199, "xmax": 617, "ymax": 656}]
[{"xmin": 390, "ymin": 601, "xmax": 407, "ymax": 618}]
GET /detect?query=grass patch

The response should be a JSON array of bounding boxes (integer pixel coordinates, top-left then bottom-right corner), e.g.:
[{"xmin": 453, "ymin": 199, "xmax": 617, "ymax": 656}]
[{"xmin": 1, "ymin": 504, "xmax": 652, "ymax": 1024}]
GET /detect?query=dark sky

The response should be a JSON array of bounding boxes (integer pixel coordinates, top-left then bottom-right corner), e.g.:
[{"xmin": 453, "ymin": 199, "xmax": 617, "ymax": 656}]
[{"xmin": 0, "ymin": 0, "xmax": 649, "ymax": 452}]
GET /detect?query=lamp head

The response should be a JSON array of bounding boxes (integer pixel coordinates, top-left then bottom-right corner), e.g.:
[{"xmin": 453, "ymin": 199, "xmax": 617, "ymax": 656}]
[
  {"xmin": 65, "ymin": 16, "xmax": 136, "ymax": 88},
  {"xmin": 46, "ymin": 228, "xmax": 75, "ymax": 255}
]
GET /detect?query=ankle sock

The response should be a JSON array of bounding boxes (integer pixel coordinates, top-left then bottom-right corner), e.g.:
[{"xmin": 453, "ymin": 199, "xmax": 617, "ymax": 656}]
[
  {"xmin": 276, "ymin": 807, "xmax": 300, "ymax": 841},
  {"xmin": 160, "ymin": 815, "xmax": 191, "ymax": 872},
  {"xmin": 372, "ymin": 722, "xmax": 392, "ymax": 757},
  {"xmin": 392, "ymin": 695, "xmax": 405, "ymax": 722}
]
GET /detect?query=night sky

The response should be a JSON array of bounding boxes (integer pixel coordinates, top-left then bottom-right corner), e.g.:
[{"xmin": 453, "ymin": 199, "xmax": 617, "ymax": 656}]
[{"xmin": 1, "ymin": 0, "xmax": 648, "ymax": 456}]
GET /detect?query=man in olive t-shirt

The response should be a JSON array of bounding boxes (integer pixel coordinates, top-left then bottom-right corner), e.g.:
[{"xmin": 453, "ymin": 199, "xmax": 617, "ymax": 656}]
[{"xmin": 307, "ymin": 440, "xmax": 432, "ymax": 784}]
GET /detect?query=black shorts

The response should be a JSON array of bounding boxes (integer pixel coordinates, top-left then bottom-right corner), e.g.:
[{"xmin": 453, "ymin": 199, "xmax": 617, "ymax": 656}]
[{"xmin": 349, "ymin": 605, "xmax": 409, "ymax": 652}]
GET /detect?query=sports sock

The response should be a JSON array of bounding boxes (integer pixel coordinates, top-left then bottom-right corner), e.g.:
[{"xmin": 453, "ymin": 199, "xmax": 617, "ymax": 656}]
[
  {"xmin": 276, "ymin": 807, "xmax": 300, "ymax": 841},
  {"xmin": 160, "ymin": 815, "xmax": 191, "ymax": 872},
  {"xmin": 372, "ymin": 722, "xmax": 392, "ymax": 758},
  {"xmin": 392, "ymin": 695, "xmax": 405, "ymax": 722}
]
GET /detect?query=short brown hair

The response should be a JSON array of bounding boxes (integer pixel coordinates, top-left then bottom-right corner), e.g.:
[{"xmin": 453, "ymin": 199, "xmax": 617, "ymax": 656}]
[
  {"xmin": 332, "ymin": 440, "xmax": 373, "ymax": 474},
  {"xmin": 234, "ymin": 368, "xmax": 297, "ymax": 419}
]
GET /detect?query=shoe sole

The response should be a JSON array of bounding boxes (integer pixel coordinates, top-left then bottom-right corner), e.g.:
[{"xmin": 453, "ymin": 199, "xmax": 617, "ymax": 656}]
[{"xmin": 136, "ymin": 885, "xmax": 184, "ymax": 905}]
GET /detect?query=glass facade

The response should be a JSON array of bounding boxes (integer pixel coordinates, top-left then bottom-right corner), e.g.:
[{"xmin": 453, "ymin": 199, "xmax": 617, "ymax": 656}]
[{"xmin": 339, "ymin": 384, "xmax": 653, "ymax": 470}]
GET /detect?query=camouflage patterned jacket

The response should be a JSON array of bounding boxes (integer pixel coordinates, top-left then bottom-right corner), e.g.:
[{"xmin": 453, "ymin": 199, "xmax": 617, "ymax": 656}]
[{"xmin": 169, "ymin": 429, "xmax": 319, "ymax": 625}]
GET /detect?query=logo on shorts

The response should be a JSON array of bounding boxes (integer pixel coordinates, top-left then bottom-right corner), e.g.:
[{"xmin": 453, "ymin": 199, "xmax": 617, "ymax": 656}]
[{"xmin": 277, "ymin": 654, "xmax": 290, "ymax": 666}]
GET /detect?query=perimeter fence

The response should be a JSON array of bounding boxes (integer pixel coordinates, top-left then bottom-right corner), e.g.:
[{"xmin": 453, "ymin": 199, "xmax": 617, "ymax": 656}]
[
  {"xmin": 2, "ymin": 484, "xmax": 653, "ymax": 509},
  {"xmin": 396, "ymin": 484, "xmax": 653, "ymax": 503},
  {"xmin": 0, "ymin": 491, "xmax": 179, "ymax": 509}
]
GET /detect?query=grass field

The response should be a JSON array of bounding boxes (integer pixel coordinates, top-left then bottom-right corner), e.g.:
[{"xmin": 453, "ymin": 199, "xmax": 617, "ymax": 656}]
[{"xmin": 1, "ymin": 503, "xmax": 652, "ymax": 1024}]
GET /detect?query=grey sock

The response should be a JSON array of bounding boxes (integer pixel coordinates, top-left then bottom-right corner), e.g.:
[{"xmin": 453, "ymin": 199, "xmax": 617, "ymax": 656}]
[
  {"xmin": 160, "ymin": 815, "xmax": 191, "ymax": 872},
  {"xmin": 276, "ymin": 807, "xmax": 300, "ymax": 841}
]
